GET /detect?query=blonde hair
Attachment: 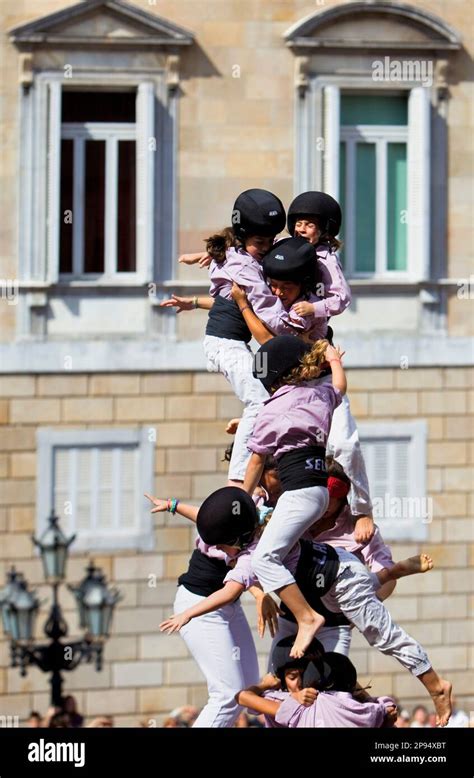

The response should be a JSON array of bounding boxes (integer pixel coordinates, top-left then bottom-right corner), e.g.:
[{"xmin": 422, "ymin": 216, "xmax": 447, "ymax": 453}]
[{"xmin": 279, "ymin": 339, "xmax": 329, "ymax": 387}]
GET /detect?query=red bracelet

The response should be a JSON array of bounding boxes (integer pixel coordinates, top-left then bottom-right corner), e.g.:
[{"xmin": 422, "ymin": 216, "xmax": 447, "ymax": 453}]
[
  {"xmin": 239, "ymin": 306, "xmax": 250, "ymax": 314},
  {"xmin": 329, "ymin": 358, "xmax": 341, "ymax": 363}
]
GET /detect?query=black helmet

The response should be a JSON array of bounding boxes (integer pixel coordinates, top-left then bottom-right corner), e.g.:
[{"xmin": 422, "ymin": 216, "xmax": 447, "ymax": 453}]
[
  {"xmin": 253, "ymin": 335, "xmax": 311, "ymax": 393},
  {"xmin": 287, "ymin": 191, "xmax": 342, "ymax": 239},
  {"xmin": 271, "ymin": 636, "xmax": 326, "ymax": 689},
  {"xmin": 196, "ymin": 487, "xmax": 258, "ymax": 548},
  {"xmin": 263, "ymin": 236, "xmax": 320, "ymax": 291},
  {"xmin": 308, "ymin": 652, "xmax": 357, "ymax": 693},
  {"xmin": 232, "ymin": 189, "xmax": 286, "ymax": 241}
]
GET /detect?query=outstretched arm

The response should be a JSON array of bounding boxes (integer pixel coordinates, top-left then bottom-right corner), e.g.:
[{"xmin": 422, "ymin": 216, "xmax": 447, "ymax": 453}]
[
  {"xmin": 236, "ymin": 674, "xmax": 283, "ymax": 717},
  {"xmin": 237, "ymin": 691, "xmax": 281, "ymax": 718},
  {"xmin": 144, "ymin": 493, "xmax": 198, "ymax": 523},
  {"xmin": 159, "ymin": 581, "xmax": 244, "ymax": 633},
  {"xmin": 178, "ymin": 252, "xmax": 211, "ymax": 267},
  {"xmin": 160, "ymin": 295, "xmax": 214, "ymax": 312},
  {"xmin": 325, "ymin": 344, "xmax": 347, "ymax": 396}
]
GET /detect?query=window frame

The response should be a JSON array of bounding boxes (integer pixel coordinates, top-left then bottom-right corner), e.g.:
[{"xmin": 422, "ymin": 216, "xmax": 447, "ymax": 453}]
[
  {"xmin": 36, "ymin": 427, "xmax": 155, "ymax": 552},
  {"xmin": 60, "ymin": 121, "xmax": 138, "ymax": 281},
  {"xmin": 357, "ymin": 419, "xmax": 428, "ymax": 541},
  {"xmin": 19, "ymin": 70, "xmax": 174, "ymax": 290},
  {"xmin": 339, "ymin": 124, "xmax": 409, "ymax": 279},
  {"xmin": 295, "ymin": 75, "xmax": 431, "ymax": 283}
]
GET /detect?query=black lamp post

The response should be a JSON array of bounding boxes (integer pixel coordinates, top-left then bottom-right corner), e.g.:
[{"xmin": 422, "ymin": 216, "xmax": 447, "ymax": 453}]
[{"xmin": 0, "ymin": 510, "xmax": 122, "ymax": 706}]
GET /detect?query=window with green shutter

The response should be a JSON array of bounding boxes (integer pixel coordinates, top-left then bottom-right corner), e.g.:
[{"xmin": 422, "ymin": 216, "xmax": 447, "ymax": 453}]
[{"xmin": 339, "ymin": 94, "xmax": 408, "ymax": 276}]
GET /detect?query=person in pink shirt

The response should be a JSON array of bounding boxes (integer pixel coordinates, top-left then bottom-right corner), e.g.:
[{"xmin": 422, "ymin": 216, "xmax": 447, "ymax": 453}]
[
  {"xmin": 161, "ymin": 189, "xmax": 307, "ymax": 488},
  {"xmin": 144, "ymin": 488, "xmax": 279, "ymax": 728},
  {"xmin": 243, "ymin": 334, "xmax": 346, "ymax": 658},
  {"xmin": 311, "ymin": 457, "xmax": 396, "ymax": 601},
  {"xmin": 237, "ymin": 640, "xmax": 398, "ymax": 728},
  {"xmin": 158, "ymin": 485, "xmax": 452, "ymax": 726},
  {"xmin": 286, "ymin": 190, "xmax": 373, "ymax": 543}
]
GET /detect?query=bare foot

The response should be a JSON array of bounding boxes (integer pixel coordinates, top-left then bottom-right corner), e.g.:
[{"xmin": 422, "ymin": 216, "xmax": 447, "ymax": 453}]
[
  {"xmin": 289, "ymin": 612, "xmax": 325, "ymax": 659},
  {"xmin": 354, "ymin": 515, "xmax": 375, "ymax": 544},
  {"xmin": 431, "ymin": 679, "xmax": 452, "ymax": 727},
  {"xmin": 393, "ymin": 554, "xmax": 434, "ymax": 579}
]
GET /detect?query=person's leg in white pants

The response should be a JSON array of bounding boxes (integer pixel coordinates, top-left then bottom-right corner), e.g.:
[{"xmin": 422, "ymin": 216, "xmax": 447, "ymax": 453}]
[
  {"xmin": 174, "ymin": 586, "xmax": 259, "ymax": 728},
  {"xmin": 321, "ymin": 556, "xmax": 431, "ymax": 676},
  {"xmin": 316, "ymin": 375, "xmax": 372, "ymax": 517},
  {"xmin": 251, "ymin": 486, "xmax": 329, "ymax": 593},
  {"xmin": 203, "ymin": 335, "xmax": 268, "ymax": 482}
]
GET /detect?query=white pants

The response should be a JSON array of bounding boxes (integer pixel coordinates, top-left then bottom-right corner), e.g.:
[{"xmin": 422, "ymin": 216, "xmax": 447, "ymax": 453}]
[
  {"xmin": 317, "ymin": 374, "xmax": 373, "ymax": 517},
  {"xmin": 321, "ymin": 550, "xmax": 432, "ymax": 677},
  {"xmin": 203, "ymin": 335, "xmax": 268, "ymax": 481},
  {"xmin": 251, "ymin": 486, "xmax": 329, "ymax": 593},
  {"xmin": 174, "ymin": 585, "xmax": 260, "ymax": 728},
  {"xmin": 268, "ymin": 616, "xmax": 353, "ymax": 670}
]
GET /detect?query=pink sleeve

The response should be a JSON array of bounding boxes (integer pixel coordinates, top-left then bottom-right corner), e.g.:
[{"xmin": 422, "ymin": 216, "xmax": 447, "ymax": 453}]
[
  {"xmin": 323, "ymin": 384, "xmax": 342, "ymax": 412},
  {"xmin": 312, "ymin": 250, "xmax": 351, "ymax": 318},
  {"xmin": 223, "ymin": 550, "xmax": 258, "ymax": 589},
  {"xmin": 274, "ymin": 696, "xmax": 303, "ymax": 728},
  {"xmin": 247, "ymin": 414, "xmax": 278, "ymax": 456}
]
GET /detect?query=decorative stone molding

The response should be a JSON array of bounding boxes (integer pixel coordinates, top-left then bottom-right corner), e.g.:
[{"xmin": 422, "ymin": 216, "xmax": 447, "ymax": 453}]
[
  {"xmin": 284, "ymin": 2, "xmax": 462, "ymax": 52},
  {"xmin": 9, "ymin": 0, "xmax": 194, "ymax": 51}
]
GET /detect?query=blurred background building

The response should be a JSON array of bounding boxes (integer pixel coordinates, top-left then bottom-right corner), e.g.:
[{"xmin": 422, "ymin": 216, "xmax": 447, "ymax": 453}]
[{"xmin": 0, "ymin": 0, "xmax": 472, "ymax": 725}]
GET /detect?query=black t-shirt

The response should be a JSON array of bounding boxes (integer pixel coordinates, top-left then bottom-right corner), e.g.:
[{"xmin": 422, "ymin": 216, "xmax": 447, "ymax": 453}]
[
  {"xmin": 280, "ymin": 541, "xmax": 350, "ymax": 627},
  {"xmin": 178, "ymin": 548, "xmax": 229, "ymax": 597},
  {"xmin": 205, "ymin": 295, "xmax": 252, "ymax": 342}
]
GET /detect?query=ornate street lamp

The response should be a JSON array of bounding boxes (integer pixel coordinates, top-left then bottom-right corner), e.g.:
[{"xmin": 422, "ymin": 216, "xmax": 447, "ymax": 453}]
[
  {"xmin": 0, "ymin": 567, "xmax": 24, "ymax": 637},
  {"xmin": 69, "ymin": 565, "xmax": 121, "ymax": 640},
  {"xmin": 32, "ymin": 510, "xmax": 76, "ymax": 582},
  {"xmin": 0, "ymin": 512, "xmax": 122, "ymax": 706}
]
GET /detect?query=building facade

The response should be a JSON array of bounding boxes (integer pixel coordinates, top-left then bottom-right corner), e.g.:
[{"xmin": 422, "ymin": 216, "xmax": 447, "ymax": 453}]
[{"xmin": 0, "ymin": 0, "xmax": 472, "ymax": 725}]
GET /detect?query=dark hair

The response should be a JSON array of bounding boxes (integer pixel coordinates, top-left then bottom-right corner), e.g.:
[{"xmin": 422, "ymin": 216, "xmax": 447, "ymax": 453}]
[
  {"xmin": 263, "ymin": 455, "xmax": 278, "ymax": 472},
  {"xmin": 223, "ymin": 443, "xmax": 233, "ymax": 462},
  {"xmin": 223, "ymin": 444, "xmax": 277, "ymax": 477},
  {"xmin": 303, "ymin": 215, "xmax": 342, "ymax": 251},
  {"xmin": 275, "ymin": 661, "xmax": 306, "ymax": 691},
  {"xmin": 29, "ymin": 711, "xmax": 41, "ymax": 719},
  {"xmin": 205, "ymin": 227, "xmax": 240, "ymax": 264}
]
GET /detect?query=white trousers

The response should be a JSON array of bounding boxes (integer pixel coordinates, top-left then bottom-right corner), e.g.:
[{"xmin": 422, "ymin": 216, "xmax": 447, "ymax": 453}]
[
  {"xmin": 174, "ymin": 585, "xmax": 260, "ymax": 728},
  {"xmin": 203, "ymin": 335, "xmax": 269, "ymax": 481},
  {"xmin": 251, "ymin": 486, "xmax": 329, "ymax": 593},
  {"xmin": 321, "ymin": 550, "xmax": 432, "ymax": 677},
  {"xmin": 268, "ymin": 616, "xmax": 353, "ymax": 670},
  {"xmin": 317, "ymin": 374, "xmax": 373, "ymax": 517}
]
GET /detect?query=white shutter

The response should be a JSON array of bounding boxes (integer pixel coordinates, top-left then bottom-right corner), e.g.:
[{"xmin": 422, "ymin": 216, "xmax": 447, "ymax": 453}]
[
  {"xmin": 360, "ymin": 427, "xmax": 427, "ymax": 542},
  {"xmin": 98, "ymin": 449, "xmax": 114, "ymax": 529},
  {"xmin": 119, "ymin": 448, "xmax": 136, "ymax": 529},
  {"xmin": 136, "ymin": 82, "xmax": 156, "ymax": 282},
  {"xmin": 407, "ymin": 86, "xmax": 430, "ymax": 281},
  {"xmin": 323, "ymin": 86, "xmax": 340, "ymax": 200},
  {"xmin": 46, "ymin": 80, "xmax": 62, "ymax": 284},
  {"xmin": 38, "ymin": 429, "xmax": 154, "ymax": 552}
]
